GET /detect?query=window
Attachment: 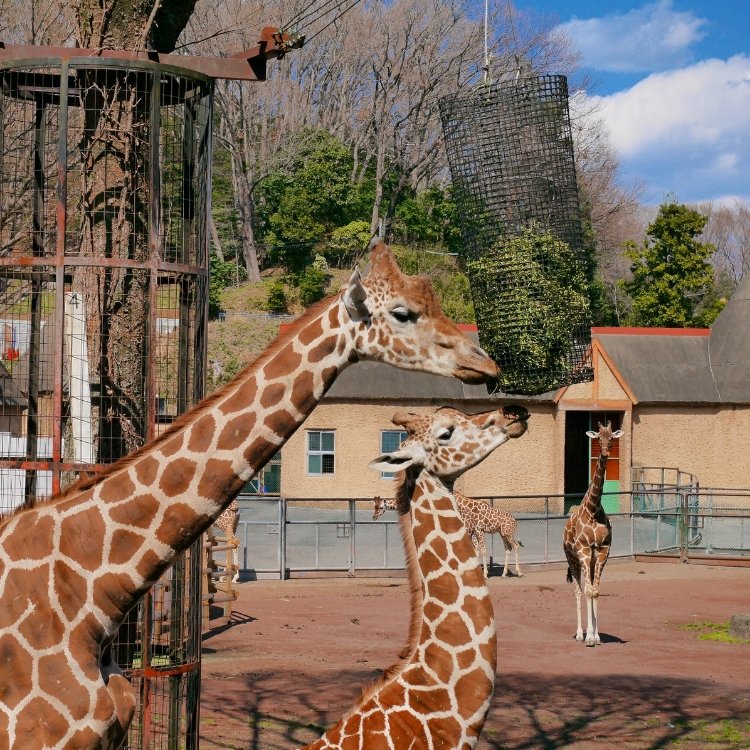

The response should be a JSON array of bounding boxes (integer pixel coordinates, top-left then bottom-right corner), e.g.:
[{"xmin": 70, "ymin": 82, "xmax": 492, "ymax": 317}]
[
  {"xmin": 243, "ymin": 451, "xmax": 281, "ymax": 495},
  {"xmin": 307, "ymin": 430, "xmax": 335, "ymax": 475},
  {"xmin": 380, "ymin": 429, "xmax": 408, "ymax": 479}
]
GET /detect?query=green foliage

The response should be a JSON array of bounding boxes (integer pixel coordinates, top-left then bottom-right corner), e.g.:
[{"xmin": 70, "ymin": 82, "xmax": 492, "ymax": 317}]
[
  {"xmin": 266, "ymin": 280, "xmax": 288, "ymax": 313},
  {"xmin": 466, "ymin": 228, "xmax": 591, "ymax": 395},
  {"xmin": 392, "ymin": 187, "xmax": 463, "ymax": 252},
  {"xmin": 622, "ymin": 202, "xmax": 722, "ymax": 327},
  {"xmin": 298, "ymin": 264, "xmax": 328, "ymax": 306},
  {"xmin": 209, "ymin": 253, "xmax": 243, "ymax": 318},
  {"xmin": 323, "ymin": 220, "xmax": 372, "ymax": 268}
]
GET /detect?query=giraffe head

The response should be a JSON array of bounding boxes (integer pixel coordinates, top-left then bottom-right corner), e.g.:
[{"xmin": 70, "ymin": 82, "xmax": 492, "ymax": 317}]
[
  {"xmin": 344, "ymin": 241, "xmax": 499, "ymax": 383},
  {"xmin": 586, "ymin": 420, "xmax": 624, "ymax": 457},
  {"xmin": 372, "ymin": 496, "xmax": 386, "ymax": 520},
  {"xmin": 369, "ymin": 404, "xmax": 529, "ymax": 482}
]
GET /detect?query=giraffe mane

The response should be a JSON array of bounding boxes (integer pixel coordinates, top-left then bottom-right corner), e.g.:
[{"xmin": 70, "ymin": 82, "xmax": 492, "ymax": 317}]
[
  {"xmin": 0, "ymin": 292, "xmax": 342, "ymax": 524},
  {"xmin": 344, "ymin": 478, "xmax": 422, "ymax": 712}
]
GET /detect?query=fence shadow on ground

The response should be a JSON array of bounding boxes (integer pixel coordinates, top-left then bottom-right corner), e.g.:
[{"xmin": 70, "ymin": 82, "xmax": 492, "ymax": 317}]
[{"xmin": 199, "ymin": 668, "xmax": 750, "ymax": 749}]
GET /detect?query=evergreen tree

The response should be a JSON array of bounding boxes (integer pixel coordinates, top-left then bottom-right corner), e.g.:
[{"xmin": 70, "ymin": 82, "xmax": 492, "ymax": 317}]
[{"xmin": 623, "ymin": 202, "xmax": 723, "ymax": 327}]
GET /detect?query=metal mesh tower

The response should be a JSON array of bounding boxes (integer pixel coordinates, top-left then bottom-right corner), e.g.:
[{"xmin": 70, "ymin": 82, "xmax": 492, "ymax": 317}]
[
  {"xmin": 439, "ymin": 75, "xmax": 593, "ymax": 395},
  {"xmin": 0, "ymin": 57, "xmax": 211, "ymax": 748}
]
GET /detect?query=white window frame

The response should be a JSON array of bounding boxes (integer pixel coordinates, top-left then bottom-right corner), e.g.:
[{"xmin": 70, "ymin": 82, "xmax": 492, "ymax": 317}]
[
  {"xmin": 379, "ymin": 429, "xmax": 408, "ymax": 479},
  {"xmin": 306, "ymin": 429, "xmax": 335, "ymax": 476}
]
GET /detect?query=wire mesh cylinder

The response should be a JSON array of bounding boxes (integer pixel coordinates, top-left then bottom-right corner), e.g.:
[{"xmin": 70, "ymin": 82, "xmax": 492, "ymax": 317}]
[
  {"xmin": 439, "ymin": 75, "xmax": 593, "ymax": 395},
  {"xmin": 0, "ymin": 57, "xmax": 212, "ymax": 748}
]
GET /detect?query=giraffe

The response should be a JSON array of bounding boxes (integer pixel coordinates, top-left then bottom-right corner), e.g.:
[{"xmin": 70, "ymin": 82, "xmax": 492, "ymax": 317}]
[
  {"xmin": 211, "ymin": 499, "xmax": 240, "ymax": 582},
  {"xmin": 563, "ymin": 420, "xmax": 624, "ymax": 646},
  {"xmin": 305, "ymin": 404, "xmax": 529, "ymax": 750},
  {"xmin": 0, "ymin": 242, "xmax": 500, "ymax": 750},
  {"xmin": 374, "ymin": 493, "xmax": 524, "ymax": 578}
]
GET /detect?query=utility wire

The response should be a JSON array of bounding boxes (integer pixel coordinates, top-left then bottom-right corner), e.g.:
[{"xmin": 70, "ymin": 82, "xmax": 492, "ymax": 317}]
[
  {"xmin": 284, "ymin": 0, "xmax": 342, "ymax": 31},
  {"xmin": 305, "ymin": 0, "xmax": 364, "ymax": 43}
]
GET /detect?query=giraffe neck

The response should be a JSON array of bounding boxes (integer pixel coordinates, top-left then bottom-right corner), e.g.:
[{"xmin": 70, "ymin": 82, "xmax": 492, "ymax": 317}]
[
  {"xmin": 2, "ymin": 293, "xmax": 357, "ymax": 639},
  {"xmin": 308, "ymin": 470, "xmax": 496, "ymax": 749},
  {"xmin": 582, "ymin": 449, "xmax": 608, "ymax": 516}
]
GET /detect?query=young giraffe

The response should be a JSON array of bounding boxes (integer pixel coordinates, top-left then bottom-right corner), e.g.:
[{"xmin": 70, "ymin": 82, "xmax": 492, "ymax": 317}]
[
  {"xmin": 212, "ymin": 499, "xmax": 240, "ymax": 582},
  {"xmin": 374, "ymin": 493, "xmax": 524, "ymax": 578},
  {"xmin": 0, "ymin": 242, "xmax": 500, "ymax": 750},
  {"xmin": 305, "ymin": 404, "xmax": 529, "ymax": 750},
  {"xmin": 563, "ymin": 420, "xmax": 624, "ymax": 646}
]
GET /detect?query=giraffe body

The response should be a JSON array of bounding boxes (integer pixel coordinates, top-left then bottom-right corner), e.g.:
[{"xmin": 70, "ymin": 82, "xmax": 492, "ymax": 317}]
[
  {"xmin": 212, "ymin": 499, "xmax": 240, "ymax": 582},
  {"xmin": 308, "ymin": 405, "xmax": 529, "ymax": 750},
  {"xmin": 374, "ymin": 494, "xmax": 524, "ymax": 578},
  {"xmin": 0, "ymin": 243, "xmax": 500, "ymax": 750},
  {"xmin": 563, "ymin": 421, "xmax": 623, "ymax": 646}
]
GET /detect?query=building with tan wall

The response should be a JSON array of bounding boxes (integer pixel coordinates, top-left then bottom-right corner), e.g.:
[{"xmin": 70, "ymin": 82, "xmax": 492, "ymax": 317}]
[{"xmin": 277, "ymin": 274, "xmax": 750, "ymax": 511}]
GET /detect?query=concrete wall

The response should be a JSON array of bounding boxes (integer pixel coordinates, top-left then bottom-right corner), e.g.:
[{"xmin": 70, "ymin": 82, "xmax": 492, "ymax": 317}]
[{"xmin": 280, "ymin": 401, "xmax": 558, "ymax": 502}]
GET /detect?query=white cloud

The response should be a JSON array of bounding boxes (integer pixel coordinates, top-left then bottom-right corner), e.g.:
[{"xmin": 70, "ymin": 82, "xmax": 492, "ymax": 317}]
[
  {"xmin": 557, "ymin": 0, "xmax": 707, "ymax": 73},
  {"xmin": 572, "ymin": 55, "xmax": 750, "ymax": 203}
]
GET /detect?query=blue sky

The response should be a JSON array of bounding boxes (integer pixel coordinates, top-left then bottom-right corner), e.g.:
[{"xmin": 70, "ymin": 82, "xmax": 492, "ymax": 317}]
[{"xmin": 515, "ymin": 1, "xmax": 750, "ymax": 204}]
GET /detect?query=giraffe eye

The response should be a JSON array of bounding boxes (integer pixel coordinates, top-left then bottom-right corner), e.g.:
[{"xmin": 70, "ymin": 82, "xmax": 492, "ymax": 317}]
[
  {"xmin": 437, "ymin": 427, "xmax": 454, "ymax": 442},
  {"xmin": 391, "ymin": 306, "xmax": 417, "ymax": 323}
]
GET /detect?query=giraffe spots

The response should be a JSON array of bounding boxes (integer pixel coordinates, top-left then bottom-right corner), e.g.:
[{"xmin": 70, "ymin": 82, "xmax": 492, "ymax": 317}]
[
  {"xmin": 38, "ymin": 653, "xmax": 90, "ymax": 719},
  {"xmin": 197, "ymin": 459, "xmax": 241, "ymax": 500},
  {"xmin": 367, "ymin": 327, "xmax": 377, "ymax": 343},
  {"xmin": 418, "ymin": 547, "xmax": 443, "ymax": 577},
  {"xmin": 60, "ymin": 509, "xmax": 105, "ymax": 571},
  {"xmin": 438, "ymin": 514, "xmax": 463, "ymax": 535},
  {"xmin": 109, "ymin": 493, "xmax": 160, "ymax": 528},
  {"xmin": 219, "ymin": 376, "xmax": 257, "ymax": 416},
  {"xmin": 159, "ymin": 458, "xmax": 196, "ymax": 497},
  {"xmin": 52, "ymin": 560, "xmax": 87, "ymax": 622},
  {"xmin": 99, "ymin": 473, "xmax": 135, "ymax": 503},
  {"xmin": 456, "ymin": 647, "xmax": 477, "ymax": 671},
  {"xmin": 134, "ymin": 455, "xmax": 160, "ymax": 488},
  {"xmin": 264, "ymin": 409, "xmax": 297, "ymax": 439},
  {"xmin": 422, "ymin": 641, "xmax": 453, "ymax": 684},
  {"xmin": 92, "ymin": 572, "xmax": 136, "ymax": 620},
  {"xmin": 0, "ymin": 569, "xmax": 46, "ymax": 630},
  {"xmin": 260, "ymin": 382, "xmax": 286, "ymax": 409},
  {"xmin": 361, "ymin": 710, "xmax": 386, "ymax": 736},
  {"xmin": 426, "ymin": 716, "xmax": 463, "ymax": 749},
  {"xmin": 136, "ymin": 550, "xmax": 164, "ymax": 583},
  {"xmin": 478, "ymin": 637, "xmax": 497, "ymax": 667},
  {"xmin": 426, "ymin": 571, "xmax": 460, "ymax": 605},
  {"xmin": 430, "ymin": 536, "xmax": 449, "ymax": 560},
  {"xmin": 423, "ymin": 600, "xmax": 444, "ymax": 623},
  {"xmin": 217, "ymin": 412, "xmax": 256, "ymax": 451},
  {"xmin": 387, "ymin": 710, "xmax": 427, "ymax": 745},
  {"xmin": 327, "ymin": 305, "xmax": 340, "ymax": 329},
  {"xmin": 68, "ymin": 728, "xmax": 102, "ymax": 749},
  {"xmin": 109, "ymin": 529, "xmax": 145, "ymax": 564},
  {"xmin": 434, "ymin": 611, "xmax": 471, "ymax": 647},
  {"xmin": 290, "ymin": 371, "xmax": 315, "ymax": 412},
  {"xmin": 3, "ymin": 514, "xmax": 52, "ymax": 562},
  {"xmin": 409, "ymin": 685, "xmax": 453, "ymax": 714},
  {"xmin": 299, "ymin": 318, "xmax": 324, "ymax": 346},
  {"xmin": 0, "ymin": 634, "xmax": 32, "ymax": 708},
  {"xmin": 263, "ymin": 343, "xmax": 302, "ymax": 381},
  {"xmin": 454, "ymin": 669, "xmax": 493, "ymax": 719},
  {"xmin": 18, "ymin": 606, "xmax": 64, "ymax": 651},
  {"xmin": 452, "ymin": 539, "xmax": 475, "ymax": 564},
  {"xmin": 461, "ymin": 568, "xmax": 485, "ymax": 589},
  {"xmin": 321, "ymin": 366, "xmax": 338, "ymax": 391},
  {"xmin": 156, "ymin": 503, "xmax": 208, "ymax": 550},
  {"xmin": 160, "ymin": 433, "xmax": 184, "ymax": 458},
  {"xmin": 187, "ymin": 414, "xmax": 216, "ymax": 453},
  {"xmin": 14, "ymin": 696, "xmax": 69, "ymax": 748},
  {"xmin": 309, "ymin": 335, "xmax": 337, "ymax": 363},
  {"xmin": 463, "ymin": 595, "xmax": 493, "ymax": 634},
  {"xmin": 242, "ymin": 437, "xmax": 278, "ymax": 469}
]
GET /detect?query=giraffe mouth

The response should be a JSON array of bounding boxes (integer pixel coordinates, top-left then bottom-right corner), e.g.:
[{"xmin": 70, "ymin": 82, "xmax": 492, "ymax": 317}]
[{"xmin": 503, "ymin": 405, "xmax": 529, "ymax": 423}]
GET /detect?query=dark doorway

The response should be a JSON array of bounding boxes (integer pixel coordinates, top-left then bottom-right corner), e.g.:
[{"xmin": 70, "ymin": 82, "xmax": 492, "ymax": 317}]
[{"xmin": 564, "ymin": 412, "xmax": 590, "ymax": 511}]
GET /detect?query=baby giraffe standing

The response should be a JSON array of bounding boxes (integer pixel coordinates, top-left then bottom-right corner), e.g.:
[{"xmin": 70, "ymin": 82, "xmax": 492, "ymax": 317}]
[
  {"xmin": 563, "ymin": 421, "xmax": 623, "ymax": 646},
  {"xmin": 304, "ymin": 404, "xmax": 529, "ymax": 750}
]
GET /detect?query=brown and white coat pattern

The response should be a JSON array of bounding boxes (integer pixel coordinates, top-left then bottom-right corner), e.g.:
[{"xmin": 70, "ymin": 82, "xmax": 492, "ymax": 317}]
[
  {"xmin": 563, "ymin": 421, "xmax": 623, "ymax": 646},
  {"xmin": 0, "ymin": 243, "xmax": 500, "ymax": 750},
  {"xmin": 307, "ymin": 405, "xmax": 529, "ymax": 750}
]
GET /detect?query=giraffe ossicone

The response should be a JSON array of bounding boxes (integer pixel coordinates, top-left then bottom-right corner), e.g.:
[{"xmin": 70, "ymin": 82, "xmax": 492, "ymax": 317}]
[
  {"xmin": 0, "ymin": 242, "xmax": 500, "ymax": 750},
  {"xmin": 304, "ymin": 404, "xmax": 529, "ymax": 750},
  {"xmin": 563, "ymin": 420, "xmax": 623, "ymax": 646}
]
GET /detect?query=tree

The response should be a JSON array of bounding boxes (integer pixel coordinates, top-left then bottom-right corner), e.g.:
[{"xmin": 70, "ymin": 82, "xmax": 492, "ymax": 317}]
[{"xmin": 622, "ymin": 203, "xmax": 723, "ymax": 328}]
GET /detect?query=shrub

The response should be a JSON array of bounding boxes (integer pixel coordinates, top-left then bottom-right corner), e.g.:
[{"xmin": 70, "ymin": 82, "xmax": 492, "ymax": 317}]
[
  {"xmin": 266, "ymin": 280, "xmax": 288, "ymax": 313},
  {"xmin": 298, "ymin": 265, "xmax": 328, "ymax": 306}
]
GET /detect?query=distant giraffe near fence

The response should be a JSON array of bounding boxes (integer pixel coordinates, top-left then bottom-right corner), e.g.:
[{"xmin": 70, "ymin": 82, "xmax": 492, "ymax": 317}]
[
  {"xmin": 305, "ymin": 404, "xmax": 529, "ymax": 750},
  {"xmin": 212, "ymin": 499, "xmax": 240, "ymax": 582},
  {"xmin": 374, "ymin": 492, "xmax": 524, "ymax": 577},
  {"xmin": 563, "ymin": 420, "xmax": 623, "ymax": 646},
  {"xmin": 0, "ymin": 242, "xmax": 500, "ymax": 750}
]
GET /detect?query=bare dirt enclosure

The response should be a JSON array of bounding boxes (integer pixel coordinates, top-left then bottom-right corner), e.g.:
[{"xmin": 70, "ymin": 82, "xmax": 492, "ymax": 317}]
[{"xmin": 199, "ymin": 562, "xmax": 750, "ymax": 750}]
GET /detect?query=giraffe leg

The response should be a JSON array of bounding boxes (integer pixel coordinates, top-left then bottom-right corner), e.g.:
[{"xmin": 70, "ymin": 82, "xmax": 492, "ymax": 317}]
[
  {"xmin": 590, "ymin": 546, "xmax": 610, "ymax": 645},
  {"xmin": 580, "ymin": 551, "xmax": 597, "ymax": 646},
  {"xmin": 513, "ymin": 539, "xmax": 523, "ymax": 577},
  {"xmin": 565, "ymin": 552, "xmax": 584, "ymax": 641},
  {"xmin": 501, "ymin": 537, "xmax": 512, "ymax": 577},
  {"xmin": 477, "ymin": 531, "xmax": 488, "ymax": 578}
]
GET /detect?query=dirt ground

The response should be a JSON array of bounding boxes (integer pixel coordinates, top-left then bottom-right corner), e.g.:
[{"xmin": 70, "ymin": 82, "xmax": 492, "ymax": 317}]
[{"xmin": 199, "ymin": 561, "xmax": 750, "ymax": 750}]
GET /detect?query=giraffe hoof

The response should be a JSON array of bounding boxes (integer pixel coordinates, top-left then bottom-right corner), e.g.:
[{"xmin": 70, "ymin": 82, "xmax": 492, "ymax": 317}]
[
  {"xmin": 517, "ymin": 572, "xmax": 524, "ymax": 578},
  {"xmin": 575, "ymin": 634, "xmax": 584, "ymax": 642}
]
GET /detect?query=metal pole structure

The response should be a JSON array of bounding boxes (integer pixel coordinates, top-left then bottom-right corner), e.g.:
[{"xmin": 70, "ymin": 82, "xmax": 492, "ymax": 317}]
[
  {"xmin": 349, "ymin": 499, "xmax": 356, "ymax": 576},
  {"xmin": 279, "ymin": 497, "xmax": 287, "ymax": 579}
]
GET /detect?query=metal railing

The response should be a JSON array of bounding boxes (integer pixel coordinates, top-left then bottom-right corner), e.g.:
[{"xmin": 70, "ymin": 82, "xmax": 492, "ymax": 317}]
[{"xmin": 233, "ymin": 490, "xmax": 750, "ymax": 579}]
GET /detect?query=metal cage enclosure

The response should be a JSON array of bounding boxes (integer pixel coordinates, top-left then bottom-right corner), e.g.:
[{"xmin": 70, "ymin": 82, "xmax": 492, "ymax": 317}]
[
  {"xmin": 439, "ymin": 75, "xmax": 593, "ymax": 395},
  {"xmin": 0, "ymin": 56, "xmax": 212, "ymax": 749}
]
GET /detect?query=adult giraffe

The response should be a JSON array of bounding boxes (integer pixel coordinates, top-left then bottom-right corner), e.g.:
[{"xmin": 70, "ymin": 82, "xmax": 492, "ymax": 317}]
[
  {"xmin": 304, "ymin": 404, "xmax": 529, "ymax": 750},
  {"xmin": 0, "ymin": 242, "xmax": 499, "ymax": 750},
  {"xmin": 563, "ymin": 420, "xmax": 623, "ymax": 646}
]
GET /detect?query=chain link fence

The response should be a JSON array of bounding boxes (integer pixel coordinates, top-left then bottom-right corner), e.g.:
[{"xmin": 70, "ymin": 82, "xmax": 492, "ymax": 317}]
[{"xmin": 235, "ymin": 491, "xmax": 750, "ymax": 578}]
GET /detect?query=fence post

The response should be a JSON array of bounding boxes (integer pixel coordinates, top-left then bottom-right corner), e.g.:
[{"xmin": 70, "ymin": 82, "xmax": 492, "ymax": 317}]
[
  {"xmin": 679, "ymin": 491, "xmax": 688, "ymax": 563},
  {"xmin": 349, "ymin": 499, "xmax": 356, "ymax": 577},
  {"xmin": 279, "ymin": 497, "xmax": 287, "ymax": 580},
  {"xmin": 544, "ymin": 496, "xmax": 549, "ymax": 563},
  {"xmin": 629, "ymin": 491, "xmax": 634, "ymax": 556}
]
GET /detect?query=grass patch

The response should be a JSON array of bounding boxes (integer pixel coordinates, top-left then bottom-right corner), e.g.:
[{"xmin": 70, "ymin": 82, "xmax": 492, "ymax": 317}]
[
  {"xmin": 666, "ymin": 718, "xmax": 750, "ymax": 747},
  {"xmin": 678, "ymin": 621, "xmax": 750, "ymax": 644}
]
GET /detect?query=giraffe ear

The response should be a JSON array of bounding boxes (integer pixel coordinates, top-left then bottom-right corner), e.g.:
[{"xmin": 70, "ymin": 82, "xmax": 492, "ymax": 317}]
[
  {"xmin": 368, "ymin": 450, "xmax": 418, "ymax": 473},
  {"xmin": 612, "ymin": 429, "xmax": 624, "ymax": 439},
  {"xmin": 586, "ymin": 430, "xmax": 598, "ymax": 439},
  {"xmin": 344, "ymin": 268, "xmax": 370, "ymax": 320}
]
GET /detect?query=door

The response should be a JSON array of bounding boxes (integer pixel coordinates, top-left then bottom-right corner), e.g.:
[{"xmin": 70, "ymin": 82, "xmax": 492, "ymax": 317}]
[{"xmin": 589, "ymin": 412, "xmax": 622, "ymax": 514}]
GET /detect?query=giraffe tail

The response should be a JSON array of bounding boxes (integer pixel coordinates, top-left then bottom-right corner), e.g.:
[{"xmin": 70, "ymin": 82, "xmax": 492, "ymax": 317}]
[
  {"xmin": 517, "ymin": 538, "xmax": 524, "ymax": 548},
  {"xmin": 566, "ymin": 566, "xmax": 573, "ymax": 583}
]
